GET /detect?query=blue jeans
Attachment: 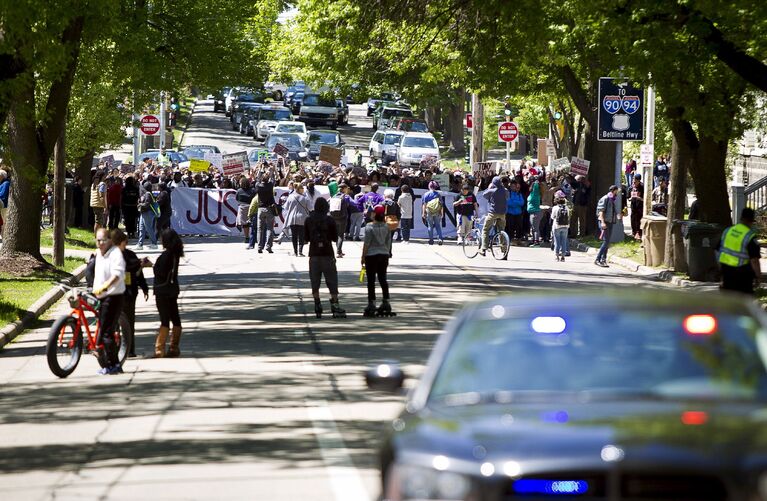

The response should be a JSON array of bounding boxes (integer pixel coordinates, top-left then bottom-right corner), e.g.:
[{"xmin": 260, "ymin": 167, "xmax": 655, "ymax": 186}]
[
  {"xmin": 258, "ymin": 208, "xmax": 275, "ymax": 250},
  {"xmin": 138, "ymin": 211, "xmax": 157, "ymax": 246},
  {"xmin": 400, "ymin": 218, "xmax": 412, "ymax": 241},
  {"xmin": 596, "ymin": 221, "xmax": 613, "ymax": 262},
  {"xmin": 248, "ymin": 214, "xmax": 258, "ymax": 247},
  {"xmin": 348, "ymin": 212, "xmax": 363, "ymax": 239},
  {"xmin": 426, "ymin": 214, "xmax": 443, "ymax": 243},
  {"xmin": 554, "ymin": 227, "xmax": 568, "ymax": 256}
]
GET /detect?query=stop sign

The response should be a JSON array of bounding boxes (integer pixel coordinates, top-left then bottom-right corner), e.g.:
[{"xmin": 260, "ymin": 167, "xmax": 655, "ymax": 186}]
[
  {"xmin": 498, "ymin": 121, "xmax": 519, "ymax": 143},
  {"xmin": 140, "ymin": 115, "xmax": 161, "ymax": 135}
]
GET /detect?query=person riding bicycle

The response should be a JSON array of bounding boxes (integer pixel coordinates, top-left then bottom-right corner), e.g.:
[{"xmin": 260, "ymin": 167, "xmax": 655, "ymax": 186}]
[
  {"xmin": 454, "ymin": 184, "xmax": 478, "ymax": 243},
  {"xmin": 92, "ymin": 228, "xmax": 127, "ymax": 375},
  {"xmin": 480, "ymin": 176, "xmax": 508, "ymax": 256}
]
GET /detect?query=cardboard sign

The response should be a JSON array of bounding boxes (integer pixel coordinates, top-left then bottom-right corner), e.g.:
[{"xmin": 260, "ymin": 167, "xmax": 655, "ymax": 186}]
[
  {"xmin": 190, "ymin": 159, "xmax": 210, "ymax": 173},
  {"xmin": 318, "ymin": 145, "xmax": 343, "ymax": 166},
  {"xmin": 537, "ymin": 139, "xmax": 548, "ymax": 166},
  {"xmin": 101, "ymin": 154, "xmax": 115, "ymax": 166},
  {"xmin": 551, "ymin": 157, "xmax": 571, "ymax": 172},
  {"xmin": 433, "ymin": 173, "xmax": 450, "ymax": 189},
  {"xmin": 570, "ymin": 157, "xmax": 591, "ymax": 176},
  {"xmin": 204, "ymin": 152, "xmax": 223, "ymax": 172},
  {"xmin": 120, "ymin": 162, "xmax": 136, "ymax": 174},
  {"xmin": 546, "ymin": 140, "xmax": 556, "ymax": 157},
  {"xmin": 221, "ymin": 151, "xmax": 249, "ymax": 176},
  {"xmin": 273, "ymin": 143, "xmax": 289, "ymax": 158}
]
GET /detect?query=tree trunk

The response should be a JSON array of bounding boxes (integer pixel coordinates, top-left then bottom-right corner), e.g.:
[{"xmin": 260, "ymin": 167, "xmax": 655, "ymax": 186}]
[
  {"xmin": 664, "ymin": 133, "xmax": 691, "ymax": 270},
  {"xmin": 582, "ymin": 123, "xmax": 617, "ymax": 235},
  {"xmin": 470, "ymin": 93, "xmax": 484, "ymax": 166},
  {"xmin": 447, "ymin": 88, "xmax": 466, "ymax": 155},
  {"xmin": 691, "ymin": 134, "xmax": 731, "ymax": 225},
  {"xmin": 52, "ymin": 130, "xmax": 66, "ymax": 266},
  {"xmin": 76, "ymin": 151, "xmax": 95, "ymax": 229},
  {"xmin": 1, "ymin": 84, "xmax": 46, "ymax": 261}
]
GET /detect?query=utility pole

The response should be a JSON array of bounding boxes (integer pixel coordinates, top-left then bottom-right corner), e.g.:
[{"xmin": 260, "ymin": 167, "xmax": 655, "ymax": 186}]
[
  {"xmin": 132, "ymin": 94, "xmax": 139, "ymax": 166},
  {"xmin": 643, "ymin": 85, "xmax": 656, "ymax": 215},
  {"xmin": 159, "ymin": 91, "xmax": 166, "ymax": 150},
  {"xmin": 52, "ymin": 130, "xmax": 66, "ymax": 267}
]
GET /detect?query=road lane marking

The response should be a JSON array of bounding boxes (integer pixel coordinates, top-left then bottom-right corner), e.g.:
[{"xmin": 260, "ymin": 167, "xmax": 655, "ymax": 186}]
[{"xmin": 307, "ymin": 400, "xmax": 372, "ymax": 501}]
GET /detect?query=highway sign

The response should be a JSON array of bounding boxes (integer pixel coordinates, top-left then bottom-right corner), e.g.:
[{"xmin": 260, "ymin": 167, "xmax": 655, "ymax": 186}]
[
  {"xmin": 498, "ymin": 122, "xmax": 519, "ymax": 143},
  {"xmin": 140, "ymin": 115, "xmax": 161, "ymax": 135},
  {"xmin": 597, "ymin": 77, "xmax": 644, "ymax": 142}
]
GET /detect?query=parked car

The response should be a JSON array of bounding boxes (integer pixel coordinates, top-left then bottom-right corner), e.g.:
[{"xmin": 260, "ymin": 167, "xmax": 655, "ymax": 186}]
[
  {"xmin": 335, "ymin": 98, "xmax": 349, "ymax": 126},
  {"xmin": 228, "ymin": 89, "xmax": 265, "ymax": 123},
  {"xmin": 265, "ymin": 132, "xmax": 309, "ymax": 162},
  {"xmin": 392, "ymin": 117, "xmax": 429, "ymax": 133},
  {"xmin": 367, "ymin": 290, "xmax": 767, "ymax": 501},
  {"xmin": 231, "ymin": 101, "xmax": 262, "ymax": 132},
  {"xmin": 240, "ymin": 105, "xmax": 264, "ymax": 135},
  {"xmin": 375, "ymin": 104, "xmax": 413, "ymax": 130},
  {"xmin": 298, "ymin": 94, "xmax": 339, "ymax": 129},
  {"xmin": 290, "ymin": 92, "xmax": 305, "ymax": 115},
  {"xmin": 141, "ymin": 150, "xmax": 188, "ymax": 165},
  {"xmin": 275, "ymin": 121, "xmax": 308, "ymax": 142},
  {"xmin": 306, "ymin": 130, "xmax": 344, "ymax": 161},
  {"xmin": 368, "ymin": 130, "xmax": 404, "ymax": 162},
  {"xmin": 181, "ymin": 145, "xmax": 221, "ymax": 159},
  {"xmin": 213, "ymin": 87, "xmax": 230, "ymax": 112},
  {"xmin": 396, "ymin": 132, "xmax": 440, "ymax": 166},
  {"xmin": 366, "ymin": 92, "xmax": 397, "ymax": 116},
  {"xmin": 254, "ymin": 106, "xmax": 294, "ymax": 141}
]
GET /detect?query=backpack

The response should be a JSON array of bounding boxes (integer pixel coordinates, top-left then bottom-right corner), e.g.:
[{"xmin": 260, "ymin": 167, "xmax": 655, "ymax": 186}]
[
  {"xmin": 329, "ymin": 195, "xmax": 343, "ymax": 218},
  {"xmin": 426, "ymin": 196, "xmax": 442, "ymax": 216},
  {"xmin": 555, "ymin": 205, "xmax": 569, "ymax": 226}
]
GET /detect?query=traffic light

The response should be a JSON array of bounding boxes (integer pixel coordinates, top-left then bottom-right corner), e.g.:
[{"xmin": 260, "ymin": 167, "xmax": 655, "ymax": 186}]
[
  {"xmin": 553, "ymin": 111, "xmax": 565, "ymax": 138},
  {"xmin": 504, "ymin": 102, "xmax": 512, "ymax": 117}
]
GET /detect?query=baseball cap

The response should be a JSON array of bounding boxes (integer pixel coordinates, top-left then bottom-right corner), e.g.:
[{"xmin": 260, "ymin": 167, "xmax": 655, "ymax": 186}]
[{"xmin": 373, "ymin": 205, "xmax": 385, "ymax": 216}]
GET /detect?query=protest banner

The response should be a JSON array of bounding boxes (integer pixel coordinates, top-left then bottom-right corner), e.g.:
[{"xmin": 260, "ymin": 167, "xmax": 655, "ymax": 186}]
[
  {"xmin": 204, "ymin": 152, "xmax": 223, "ymax": 173},
  {"xmin": 318, "ymin": 146, "xmax": 342, "ymax": 166},
  {"xmin": 190, "ymin": 159, "xmax": 210, "ymax": 173},
  {"xmin": 570, "ymin": 157, "xmax": 591, "ymax": 176},
  {"xmin": 170, "ymin": 186, "xmax": 465, "ymax": 239},
  {"xmin": 221, "ymin": 152, "xmax": 249, "ymax": 176}
]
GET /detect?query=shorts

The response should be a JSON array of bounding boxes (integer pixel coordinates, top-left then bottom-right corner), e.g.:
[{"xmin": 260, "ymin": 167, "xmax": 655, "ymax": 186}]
[
  {"xmin": 92, "ymin": 207, "xmax": 106, "ymax": 225},
  {"xmin": 309, "ymin": 256, "xmax": 339, "ymax": 295}
]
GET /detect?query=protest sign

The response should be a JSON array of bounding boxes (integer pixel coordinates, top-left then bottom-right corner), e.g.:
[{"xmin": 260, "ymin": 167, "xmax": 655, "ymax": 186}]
[
  {"xmin": 204, "ymin": 152, "xmax": 223, "ymax": 173},
  {"xmin": 273, "ymin": 143, "xmax": 289, "ymax": 158},
  {"xmin": 318, "ymin": 146, "xmax": 342, "ymax": 166},
  {"xmin": 101, "ymin": 154, "xmax": 114, "ymax": 167},
  {"xmin": 120, "ymin": 162, "xmax": 136, "ymax": 174},
  {"xmin": 570, "ymin": 157, "xmax": 591, "ymax": 176},
  {"xmin": 190, "ymin": 159, "xmax": 210, "ymax": 173},
  {"xmin": 433, "ymin": 173, "xmax": 450, "ymax": 189},
  {"xmin": 221, "ymin": 152, "xmax": 249, "ymax": 176},
  {"xmin": 551, "ymin": 157, "xmax": 571, "ymax": 172}
]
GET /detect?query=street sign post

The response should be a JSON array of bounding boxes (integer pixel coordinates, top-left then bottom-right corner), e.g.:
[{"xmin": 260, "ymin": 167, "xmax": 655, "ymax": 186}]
[
  {"xmin": 466, "ymin": 113, "xmax": 473, "ymax": 129},
  {"xmin": 597, "ymin": 77, "xmax": 644, "ymax": 142},
  {"xmin": 140, "ymin": 115, "xmax": 160, "ymax": 135},
  {"xmin": 498, "ymin": 122, "xmax": 519, "ymax": 172}
]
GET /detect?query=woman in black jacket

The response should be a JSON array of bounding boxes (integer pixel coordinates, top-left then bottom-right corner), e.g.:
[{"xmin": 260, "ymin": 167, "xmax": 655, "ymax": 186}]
[
  {"xmin": 153, "ymin": 229, "xmax": 184, "ymax": 357},
  {"xmin": 121, "ymin": 176, "xmax": 140, "ymax": 238},
  {"xmin": 112, "ymin": 229, "xmax": 149, "ymax": 357}
]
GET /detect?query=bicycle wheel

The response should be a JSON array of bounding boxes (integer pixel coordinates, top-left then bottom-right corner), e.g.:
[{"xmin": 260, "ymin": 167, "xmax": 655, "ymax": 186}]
[
  {"xmin": 116, "ymin": 312, "xmax": 132, "ymax": 366},
  {"xmin": 46, "ymin": 315, "xmax": 83, "ymax": 378},
  {"xmin": 491, "ymin": 231, "xmax": 510, "ymax": 260},
  {"xmin": 462, "ymin": 229, "xmax": 481, "ymax": 258}
]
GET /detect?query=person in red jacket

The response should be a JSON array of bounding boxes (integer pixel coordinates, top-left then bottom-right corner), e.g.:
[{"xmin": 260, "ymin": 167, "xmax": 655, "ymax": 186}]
[{"xmin": 106, "ymin": 177, "xmax": 123, "ymax": 230}]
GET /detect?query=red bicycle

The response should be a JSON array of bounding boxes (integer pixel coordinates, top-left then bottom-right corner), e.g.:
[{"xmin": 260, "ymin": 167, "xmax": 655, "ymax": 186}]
[{"xmin": 46, "ymin": 284, "xmax": 131, "ymax": 378}]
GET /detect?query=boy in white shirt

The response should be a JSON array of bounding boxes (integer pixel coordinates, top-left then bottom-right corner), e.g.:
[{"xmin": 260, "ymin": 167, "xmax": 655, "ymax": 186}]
[{"xmin": 93, "ymin": 228, "xmax": 126, "ymax": 374}]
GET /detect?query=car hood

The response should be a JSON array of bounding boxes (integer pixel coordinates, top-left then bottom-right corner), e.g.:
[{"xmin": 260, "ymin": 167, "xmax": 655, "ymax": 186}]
[
  {"xmin": 300, "ymin": 105, "xmax": 336, "ymax": 113},
  {"xmin": 393, "ymin": 400, "xmax": 767, "ymax": 471},
  {"xmin": 399, "ymin": 147, "xmax": 438, "ymax": 156},
  {"xmin": 257, "ymin": 120, "xmax": 280, "ymax": 128}
]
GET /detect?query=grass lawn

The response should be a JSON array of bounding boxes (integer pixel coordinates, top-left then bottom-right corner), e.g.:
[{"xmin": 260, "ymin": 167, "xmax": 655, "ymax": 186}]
[
  {"xmin": 0, "ymin": 256, "xmax": 86, "ymax": 325},
  {"xmin": 40, "ymin": 227, "xmax": 95, "ymax": 251},
  {"xmin": 577, "ymin": 235, "xmax": 645, "ymax": 265}
]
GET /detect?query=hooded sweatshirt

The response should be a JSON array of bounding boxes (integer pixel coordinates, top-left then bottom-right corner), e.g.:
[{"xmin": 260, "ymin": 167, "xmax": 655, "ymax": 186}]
[{"xmin": 482, "ymin": 176, "xmax": 508, "ymax": 215}]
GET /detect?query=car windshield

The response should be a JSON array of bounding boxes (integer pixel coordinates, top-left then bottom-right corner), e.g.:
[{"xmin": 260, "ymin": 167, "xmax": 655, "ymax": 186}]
[
  {"xmin": 403, "ymin": 121, "xmax": 429, "ymax": 132},
  {"xmin": 182, "ymin": 149, "xmax": 205, "ymax": 159},
  {"xmin": 260, "ymin": 109, "xmax": 291, "ymax": 120},
  {"xmin": 402, "ymin": 137, "xmax": 437, "ymax": 149},
  {"xmin": 429, "ymin": 308, "xmax": 767, "ymax": 404},
  {"xmin": 384, "ymin": 134, "xmax": 403, "ymax": 145},
  {"xmin": 309, "ymin": 132, "xmax": 339, "ymax": 144},
  {"xmin": 382, "ymin": 108, "xmax": 413, "ymax": 120},
  {"xmin": 238, "ymin": 93, "xmax": 263, "ymax": 103},
  {"xmin": 278, "ymin": 124, "xmax": 305, "ymax": 133},
  {"xmin": 302, "ymin": 95, "xmax": 336, "ymax": 107},
  {"xmin": 267, "ymin": 135, "xmax": 302, "ymax": 149}
]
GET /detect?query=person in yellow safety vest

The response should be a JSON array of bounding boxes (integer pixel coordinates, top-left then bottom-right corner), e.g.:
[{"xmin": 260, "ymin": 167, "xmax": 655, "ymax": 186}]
[{"xmin": 719, "ymin": 208, "xmax": 761, "ymax": 294}]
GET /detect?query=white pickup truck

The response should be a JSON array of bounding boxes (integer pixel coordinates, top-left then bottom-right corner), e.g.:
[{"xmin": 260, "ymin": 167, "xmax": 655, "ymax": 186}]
[{"xmin": 298, "ymin": 94, "xmax": 339, "ymax": 130}]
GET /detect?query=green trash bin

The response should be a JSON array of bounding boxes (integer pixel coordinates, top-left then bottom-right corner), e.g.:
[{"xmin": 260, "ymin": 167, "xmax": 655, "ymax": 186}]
[{"xmin": 684, "ymin": 222, "xmax": 723, "ymax": 281}]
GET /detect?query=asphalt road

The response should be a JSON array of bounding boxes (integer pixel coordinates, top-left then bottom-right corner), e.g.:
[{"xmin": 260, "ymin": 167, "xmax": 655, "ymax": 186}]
[{"xmin": 0, "ymin": 102, "xmax": 681, "ymax": 501}]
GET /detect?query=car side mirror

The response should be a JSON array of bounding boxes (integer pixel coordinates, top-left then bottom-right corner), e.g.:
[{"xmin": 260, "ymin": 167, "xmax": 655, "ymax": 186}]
[{"xmin": 365, "ymin": 362, "xmax": 405, "ymax": 392}]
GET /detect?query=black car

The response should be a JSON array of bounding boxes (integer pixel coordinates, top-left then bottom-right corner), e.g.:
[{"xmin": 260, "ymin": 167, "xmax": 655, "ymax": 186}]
[
  {"xmin": 336, "ymin": 98, "xmax": 349, "ymax": 126},
  {"xmin": 367, "ymin": 290, "xmax": 767, "ymax": 500},
  {"xmin": 228, "ymin": 90, "xmax": 265, "ymax": 124},
  {"xmin": 306, "ymin": 130, "xmax": 344, "ymax": 161},
  {"xmin": 367, "ymin": 92, "xmax": 397, "ymax": 116},
  {"xmin": 291, "ymin": 92, "xmax": 305, "ymax": 115},
  {"xmin": 213, "ymin": 87, "xmax": 230, "ymax": 112},
  {"xmin": 265, "ymin": 132, "xmax": 309, "ymax": 162},
  {"xmin": 231, "ymin": 101, "xmax": 262, "ymax": 132},
  {"xmin": 240, "ymin": 105, "xmax": 263, "ymax": 136}
]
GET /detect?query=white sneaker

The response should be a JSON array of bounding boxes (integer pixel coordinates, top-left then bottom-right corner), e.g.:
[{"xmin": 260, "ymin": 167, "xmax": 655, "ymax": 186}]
[
  {"xmin": 148, "ymin": 244, "xmax": 158, "ymax": 250},
  {"xmin": 134, "ymin": 245, "xmax": 144, "ymax": 250}
]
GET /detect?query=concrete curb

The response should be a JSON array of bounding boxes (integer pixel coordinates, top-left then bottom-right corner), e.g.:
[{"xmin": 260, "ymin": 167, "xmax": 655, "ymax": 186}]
[
  {"xmin": 567, "ymin": 238, "xmax": 716, "ymax": 288},
  {"xmin": 0, "ymin": 263, "xmax": 87, "ymax": 350}
]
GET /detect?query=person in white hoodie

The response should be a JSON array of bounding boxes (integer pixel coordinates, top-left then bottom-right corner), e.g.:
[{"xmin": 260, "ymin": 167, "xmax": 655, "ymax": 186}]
[
  {"xmin": 397, "ymin": 184, "xmax": 414, "ymax": 243},
  {"xmin": 92, "ymin": 228, "xmax": 126, "ymax": 375}
]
